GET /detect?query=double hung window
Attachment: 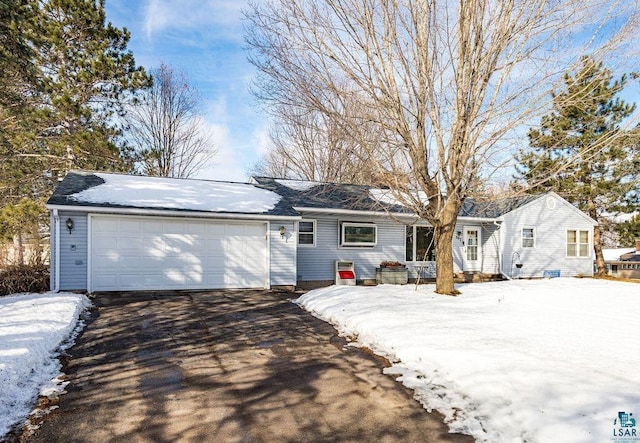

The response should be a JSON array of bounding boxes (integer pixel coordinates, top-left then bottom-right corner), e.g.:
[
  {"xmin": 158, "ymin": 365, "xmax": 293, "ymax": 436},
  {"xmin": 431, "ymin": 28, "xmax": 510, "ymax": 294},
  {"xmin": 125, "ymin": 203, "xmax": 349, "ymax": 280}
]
[{"xmin": 567, "ymin": 230, "xmax": 589, "ymax": 257}]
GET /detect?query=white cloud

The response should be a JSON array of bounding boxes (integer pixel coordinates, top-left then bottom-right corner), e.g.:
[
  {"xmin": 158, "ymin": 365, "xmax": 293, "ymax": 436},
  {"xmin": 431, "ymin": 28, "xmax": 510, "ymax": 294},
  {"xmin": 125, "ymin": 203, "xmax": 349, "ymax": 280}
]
[
  {"xmin": 251, "ymin": 122, "xmax": 272, "ymax": 157},
  {"xmin": 193, "ymin": 119, "xmax": 246, "ymax": 181},
  {"xmin": 143, "ymin": 0, "xmax": 247, "ymax": 39}
]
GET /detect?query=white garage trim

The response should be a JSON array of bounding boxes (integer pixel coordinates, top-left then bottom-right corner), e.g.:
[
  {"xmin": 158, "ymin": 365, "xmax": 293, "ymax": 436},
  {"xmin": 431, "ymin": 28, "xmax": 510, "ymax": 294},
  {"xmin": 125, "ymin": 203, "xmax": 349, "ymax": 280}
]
[
  {"xmin": 88, "ymin": 214, "xmax": 270, "ymax": 292},
  {"xmin": 48, "ymin": 204, "xmax": 301, "ymax": 221}
]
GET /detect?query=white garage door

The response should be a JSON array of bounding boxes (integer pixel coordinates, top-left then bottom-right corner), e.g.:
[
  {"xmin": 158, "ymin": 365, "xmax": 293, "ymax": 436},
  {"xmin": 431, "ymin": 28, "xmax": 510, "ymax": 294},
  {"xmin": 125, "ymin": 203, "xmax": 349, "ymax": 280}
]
[{"xmin": 89, "ymin": 215, "xmax": 268, "ymax": 292}]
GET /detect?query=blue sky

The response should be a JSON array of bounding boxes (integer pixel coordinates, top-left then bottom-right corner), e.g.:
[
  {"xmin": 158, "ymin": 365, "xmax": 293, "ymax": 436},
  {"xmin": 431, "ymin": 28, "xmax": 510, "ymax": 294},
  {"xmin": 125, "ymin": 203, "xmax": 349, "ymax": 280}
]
[
  {"xmin": 104, "ymin": 1, "xmax": 640, "ymax": 185},
  {"xmin": 104, "ymin": 0, "xmax": 269, "ymax": 182}
]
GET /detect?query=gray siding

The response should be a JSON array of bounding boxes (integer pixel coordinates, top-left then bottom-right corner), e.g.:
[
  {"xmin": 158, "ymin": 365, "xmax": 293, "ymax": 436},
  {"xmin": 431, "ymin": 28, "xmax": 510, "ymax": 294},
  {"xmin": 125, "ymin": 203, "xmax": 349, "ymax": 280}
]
[
  {"xmin": 269, "ymin": 221, "xmax": 297, "ymax": 286},
  {"xmin": 296, "ymin": 214, "xmax": 405, "ymax": 281},
  {"xmin": 58, "ymin": 211, "xmax": 89, "ymax": 290},
  {"xmin": 500, "ymin": 194, "xmax": 595, "ymax": 278}
]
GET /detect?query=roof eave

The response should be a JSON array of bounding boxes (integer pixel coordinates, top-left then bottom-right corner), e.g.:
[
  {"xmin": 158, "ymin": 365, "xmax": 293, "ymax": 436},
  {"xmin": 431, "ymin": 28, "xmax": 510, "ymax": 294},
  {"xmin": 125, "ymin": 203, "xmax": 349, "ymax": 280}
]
[
  {"xmin": 293, "ymin": 206, "xmax": 413, "ymax": 217},
  {"xmin": 46, "ymin": 204, "xmax": 301, "ymax": 221}
]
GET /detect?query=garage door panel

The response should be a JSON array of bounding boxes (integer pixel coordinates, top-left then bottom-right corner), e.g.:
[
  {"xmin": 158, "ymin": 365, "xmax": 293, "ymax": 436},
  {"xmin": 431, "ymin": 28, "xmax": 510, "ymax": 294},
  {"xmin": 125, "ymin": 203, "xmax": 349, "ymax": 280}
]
[
  {"xmin": 120, "ymin": 220, "xmax": 142, "ymax": 233},
  {"xmin": 119, "ymin": 274, "xmax": 143, "ymax": 289},
  {"xmin": 93, "ymin": 218, "xmax": 118, "ymax": 232},
  {"xmin": 94, "ymin": 237, "xmax": 116, "ymax": 250},
  {"xmin": 143, "ymin": 220, "xmax": 164, "ymax": 232},
  {"xmin": 205, "ymin": 239, "xmax": 223, "ymax": 250},
  {"xmin": 185, "ymin": 223, "xmax": 206, "ymax": 234},
  {"xmin": 90, "ymin": 216, "xmax": 267, "ymax": 291},
  {"xmin": 206, "ymin": 224, "xmax": 225, "ymax": 235},
  {"xmin": 118, "ymin": 237, "xmax": 144, "ymax": 251},
  {"xmin": 142, "ymin": 273, "xmax": 164, "ymax": 286},
  {"xmin": 119, "ymin": 255, "xmax": 140, "ymax": 269},
  {"xmin": 93, "ymin": 253, "xmax": 118, "ymax": 268},
  {"xmin": 163, "ymin": 222, "xmax": 185, "ymax": 234},
  {"xmin": 93, "ymin": 274, "xmax": 116, "ymax": 288}
]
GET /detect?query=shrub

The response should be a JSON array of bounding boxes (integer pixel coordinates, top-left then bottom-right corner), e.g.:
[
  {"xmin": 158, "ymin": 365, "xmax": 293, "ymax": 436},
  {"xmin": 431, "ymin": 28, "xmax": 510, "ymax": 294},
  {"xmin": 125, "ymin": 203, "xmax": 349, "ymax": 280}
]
[
  {"xmin": 0, "ymin": 264, "xmax": 50, "ymax": 296},
  {"xmin": 380, "ymin": 260, "xmax": 404, "ymax": 268}
]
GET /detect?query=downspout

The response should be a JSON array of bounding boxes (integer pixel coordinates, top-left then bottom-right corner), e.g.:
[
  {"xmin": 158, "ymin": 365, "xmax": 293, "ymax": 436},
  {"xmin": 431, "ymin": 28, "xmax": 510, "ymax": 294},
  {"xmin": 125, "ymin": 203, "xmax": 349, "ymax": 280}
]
[
  {"xmin": 52, "ymin": 209, "xmax": 61, "ymax": 292},
  {"xmin": 494, "ymin": 220, "xmax": 511, "ymax": 280}
]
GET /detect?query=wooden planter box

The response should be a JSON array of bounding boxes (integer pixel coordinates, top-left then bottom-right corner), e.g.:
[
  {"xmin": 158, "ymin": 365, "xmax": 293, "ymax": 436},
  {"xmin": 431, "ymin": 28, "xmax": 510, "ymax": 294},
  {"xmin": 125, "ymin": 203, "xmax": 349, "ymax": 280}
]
[{"xmin": 375, "ymin": 267, "xmax": 408, "ymax": 285}]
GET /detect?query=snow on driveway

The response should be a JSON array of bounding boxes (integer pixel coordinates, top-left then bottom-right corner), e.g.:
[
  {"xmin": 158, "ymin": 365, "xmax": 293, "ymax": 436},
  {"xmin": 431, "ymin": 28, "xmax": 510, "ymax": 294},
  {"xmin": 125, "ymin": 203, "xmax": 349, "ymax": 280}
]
[
  {"xmin": 0, "ymin": 292, "xmax": 91, "ymax": 439},
  {"xmin": 296, "ymin": 278, "xmax": 640, "ymax": 443}
]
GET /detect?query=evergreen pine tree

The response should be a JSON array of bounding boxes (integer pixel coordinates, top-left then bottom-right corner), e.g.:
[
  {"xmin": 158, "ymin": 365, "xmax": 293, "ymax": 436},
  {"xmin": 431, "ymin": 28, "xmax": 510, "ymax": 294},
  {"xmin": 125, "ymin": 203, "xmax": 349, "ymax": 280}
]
[
  {"xmin": 516, "ymin": 57, "xmax": 640, "ymax": 276},
  {"xmin": 614, "ymin": 213, "xmax": 640, "ymax": 247},
  {"xmin": 0, "ymin": 0, "xmax": 149, "ymax": 262},
  {"xmin": 2, "ymin": 0, "xmax": 150, "ymax": 204},
  {"xmin": 31, "ymin": 0, "xmax": 150, "ymax": 179}
]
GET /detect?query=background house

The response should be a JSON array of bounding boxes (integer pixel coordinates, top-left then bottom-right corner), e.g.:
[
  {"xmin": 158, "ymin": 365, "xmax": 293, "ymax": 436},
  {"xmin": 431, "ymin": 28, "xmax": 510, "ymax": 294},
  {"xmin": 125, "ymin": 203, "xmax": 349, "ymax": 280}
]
[
  {"xmin": 47, "ymin": 171, "xmax": 597, "ymax": 292},
  {"xmin": 603, "ymin": 240, "xmax": 640, "ymax": 279}
]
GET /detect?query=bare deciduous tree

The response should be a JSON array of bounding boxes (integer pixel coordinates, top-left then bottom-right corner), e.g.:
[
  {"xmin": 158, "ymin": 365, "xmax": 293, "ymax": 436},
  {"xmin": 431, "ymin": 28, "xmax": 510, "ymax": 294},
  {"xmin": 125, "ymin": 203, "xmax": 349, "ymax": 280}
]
[
  {"xmin": 251, "ymin": 105, "xmax": 377, "ymax": 184},
  {"xmin": 126, "ymin": 63, "xmax": 216, "ymax": 178},
  {"xmin": 246, "ymin": 0, "xmax": 639, "ymax": 294}
]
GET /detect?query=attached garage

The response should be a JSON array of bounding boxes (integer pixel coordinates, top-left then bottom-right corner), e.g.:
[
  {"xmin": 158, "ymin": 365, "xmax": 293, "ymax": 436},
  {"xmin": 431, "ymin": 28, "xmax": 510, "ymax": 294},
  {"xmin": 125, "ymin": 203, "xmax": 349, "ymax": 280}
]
[
  {"xmin": 89, "ymin": 215, "xmax": 268, "ymax": 292},
  {"xmin": 47, "ymin": 171, "xmax": 299, "ymax": 293}
]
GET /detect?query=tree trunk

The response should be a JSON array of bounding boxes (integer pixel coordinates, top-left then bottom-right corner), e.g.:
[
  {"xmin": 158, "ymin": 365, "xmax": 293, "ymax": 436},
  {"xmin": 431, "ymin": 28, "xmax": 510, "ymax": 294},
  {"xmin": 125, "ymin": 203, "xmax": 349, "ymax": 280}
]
[
  {"xmin": 13, "ymin": 232, "xmax": 24, "ymax": 266},
  {"xmin": 586, "ymin": 196, "xmax": 606, "ymax": 277},
  {"xmin": 433, "ymin": 199, "xmax": 461, "ymax": 295},
  {"xmin": 593, "ymin": 224, "xmax": 607, "ymax": 277}
]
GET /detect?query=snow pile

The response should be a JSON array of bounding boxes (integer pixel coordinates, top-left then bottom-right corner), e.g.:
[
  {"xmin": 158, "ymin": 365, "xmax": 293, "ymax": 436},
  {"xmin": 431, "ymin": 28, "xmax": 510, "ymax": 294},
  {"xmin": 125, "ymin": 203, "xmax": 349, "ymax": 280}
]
[
  {"xmin": 296, "ymin": 279, "xmax": 640, "ymax": 442},
  {"xmin": 72, "ymin": 173, "xmax": 281, "ymax": 213},
  {"xmin": 0, "ymin": 292, "xmax": 91, "ymax": 438}
]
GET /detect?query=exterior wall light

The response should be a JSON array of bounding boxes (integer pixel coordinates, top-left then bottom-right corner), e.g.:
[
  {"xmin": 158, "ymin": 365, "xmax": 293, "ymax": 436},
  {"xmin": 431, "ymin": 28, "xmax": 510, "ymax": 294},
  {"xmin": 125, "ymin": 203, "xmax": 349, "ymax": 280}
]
[
  {"xmin": 66, "ymin": 217, "xmax": 74, "ymax": 234},
  {"xmin": 279, "ymin": 226, "xmax": 286, "ymax": 238}
]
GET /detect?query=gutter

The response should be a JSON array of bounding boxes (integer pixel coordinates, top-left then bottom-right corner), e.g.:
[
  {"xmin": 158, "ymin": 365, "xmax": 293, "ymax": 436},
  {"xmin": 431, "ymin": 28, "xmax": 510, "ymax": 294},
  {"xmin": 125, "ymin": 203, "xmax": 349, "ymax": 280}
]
[
  {"xmin": 493, "ymin": 220, "xmax": 511, "ymax": 280},
  {"xmin": 293, "ymin": 206, "xmax": 417, "ymax": 218},
  {"xmin": 52, "ymin": 209, "xmax": 60, "ymax": 292},
  {"xmin": 45, "ymin": 204, "xmax": 301, "ymax": 221}
]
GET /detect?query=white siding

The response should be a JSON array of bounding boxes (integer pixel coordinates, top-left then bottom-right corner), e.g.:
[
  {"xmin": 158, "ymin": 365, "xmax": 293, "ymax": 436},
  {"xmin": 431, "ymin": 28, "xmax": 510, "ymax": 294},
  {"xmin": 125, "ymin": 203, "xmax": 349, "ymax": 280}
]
[
  {"xmin": 296, "ymin": 214, "xmax": 405, "ymax": 281},
  {"xmin": 500, "ymin": 194, "xmax": 595, "ymax": 278}
]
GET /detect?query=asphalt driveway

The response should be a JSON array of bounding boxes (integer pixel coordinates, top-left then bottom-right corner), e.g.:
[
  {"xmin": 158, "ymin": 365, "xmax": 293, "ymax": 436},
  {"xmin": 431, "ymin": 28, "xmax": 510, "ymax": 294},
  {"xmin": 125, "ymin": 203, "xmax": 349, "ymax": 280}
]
[{"xmin": 18, "ymin": 289, "xmax": 472, "ymax": 443}]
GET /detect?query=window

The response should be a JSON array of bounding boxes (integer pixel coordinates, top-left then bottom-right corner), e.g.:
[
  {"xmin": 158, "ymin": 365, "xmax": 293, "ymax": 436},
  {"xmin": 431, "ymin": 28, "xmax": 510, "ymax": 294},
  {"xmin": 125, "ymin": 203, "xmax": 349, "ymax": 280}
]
[
  {"xmin": 298, "ymin": 220, "xmax": 316, "ymax": 247},
  {"xmin": 340, "ymin": 222, "xmax": 377, "ymax": 247},
  {"xmin": 522, "ymin": 228, "xmax": 535, "ymax": 248},
  {"xmin": 567, "ymin": 230, "xmax": 590, "ymax": 257},
  {"xmin": 405, "ymin": 226, "xmax": 435, "ymax": 261}
]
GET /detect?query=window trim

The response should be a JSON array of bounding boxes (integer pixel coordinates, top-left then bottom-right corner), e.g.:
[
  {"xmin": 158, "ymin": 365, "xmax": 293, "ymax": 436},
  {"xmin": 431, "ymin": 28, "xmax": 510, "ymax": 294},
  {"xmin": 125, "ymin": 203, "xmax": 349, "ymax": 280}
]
[
  {"xmin": 521, "ymin": 227, "xmax": 535, "ymax": 248},
  {"xmin": 566, "ymin": 229, "xmax": 590, "ymax": 258},
  {"xmin": 405, "ymin": 225, "xmax": 436, "ymax": 262},
  {"xmin": 339, "ymin": 222, "xmax": 377, "ymax": 247},
  {"xmin": 297, "ymin": 219, "xmax": 316, "ymax": 247}
]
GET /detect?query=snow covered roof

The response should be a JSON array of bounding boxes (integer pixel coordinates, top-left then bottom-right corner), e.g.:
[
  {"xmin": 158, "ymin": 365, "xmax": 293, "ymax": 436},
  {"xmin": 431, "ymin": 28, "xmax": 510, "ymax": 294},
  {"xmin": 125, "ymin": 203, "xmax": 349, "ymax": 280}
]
[
  {"xmin": 49, "ymin": 172, "xmax": 582, "ymax": 221},
  {"xmin": 47, "ymin": 171, "xmax": 294, "ymax": 216},
  {"xmin": 602, "ymin": 248, "xmax": 636, "ymax": 262}
]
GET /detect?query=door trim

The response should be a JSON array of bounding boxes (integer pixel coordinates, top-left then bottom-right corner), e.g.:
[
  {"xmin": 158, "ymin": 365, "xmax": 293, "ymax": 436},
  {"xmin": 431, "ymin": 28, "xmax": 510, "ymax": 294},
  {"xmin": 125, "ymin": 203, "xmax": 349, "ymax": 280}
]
[{"xmin": 463, "ymin": 226, "xmax": 481, "ymax": 272}]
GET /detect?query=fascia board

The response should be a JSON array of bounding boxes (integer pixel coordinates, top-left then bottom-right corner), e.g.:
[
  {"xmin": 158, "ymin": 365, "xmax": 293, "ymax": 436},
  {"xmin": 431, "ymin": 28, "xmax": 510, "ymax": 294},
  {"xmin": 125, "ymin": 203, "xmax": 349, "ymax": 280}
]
[{"xmin": 45, "ymin": 204, "xmax": 301, "ymax": 221}]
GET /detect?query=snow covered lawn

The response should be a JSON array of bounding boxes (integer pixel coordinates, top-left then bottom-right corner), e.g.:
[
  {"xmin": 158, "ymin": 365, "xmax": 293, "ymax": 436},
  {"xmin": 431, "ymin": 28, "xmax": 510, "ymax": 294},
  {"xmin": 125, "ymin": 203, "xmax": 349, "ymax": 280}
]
[
  {"xmin": 0, "ymin": 292, "xmax": 91, "ymax": 439},
  {"xmin": 296, "ymin": 278, "xmax": 640, "ymax": 443}
]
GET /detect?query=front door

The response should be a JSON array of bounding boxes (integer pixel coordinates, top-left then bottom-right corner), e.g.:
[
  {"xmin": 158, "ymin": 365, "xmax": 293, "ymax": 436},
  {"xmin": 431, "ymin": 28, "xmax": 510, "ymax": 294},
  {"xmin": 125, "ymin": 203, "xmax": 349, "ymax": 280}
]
[{"xmin": 463, "ymin": 226, "xmax": 481, "ymax": 272}]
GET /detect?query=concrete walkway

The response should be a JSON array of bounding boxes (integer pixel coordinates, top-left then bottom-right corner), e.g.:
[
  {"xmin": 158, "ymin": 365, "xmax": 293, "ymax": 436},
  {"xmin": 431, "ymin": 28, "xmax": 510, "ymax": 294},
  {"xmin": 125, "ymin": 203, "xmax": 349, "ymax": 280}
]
[{"xmin": 19, "ymin": 290, "xmax": 472, "ymax": 443}]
